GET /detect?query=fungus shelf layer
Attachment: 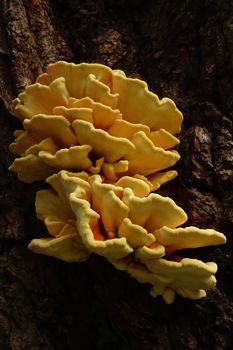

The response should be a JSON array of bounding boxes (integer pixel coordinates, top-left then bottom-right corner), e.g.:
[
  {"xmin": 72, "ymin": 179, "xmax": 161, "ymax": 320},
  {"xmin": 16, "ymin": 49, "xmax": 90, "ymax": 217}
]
[{"xmin": 9, "ymin": 61, "xmax": 181, "ymax": 187}]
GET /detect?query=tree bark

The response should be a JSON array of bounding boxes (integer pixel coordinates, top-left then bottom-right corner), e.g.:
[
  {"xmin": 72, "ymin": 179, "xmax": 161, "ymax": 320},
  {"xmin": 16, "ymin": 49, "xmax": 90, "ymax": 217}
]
[{"xmin": 0, "ymin": 0, "xmax": 232, "ymax": 349}]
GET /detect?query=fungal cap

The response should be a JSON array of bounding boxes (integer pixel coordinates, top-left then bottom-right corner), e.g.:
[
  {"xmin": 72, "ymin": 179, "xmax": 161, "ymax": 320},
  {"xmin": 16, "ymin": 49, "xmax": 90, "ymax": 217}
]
[
  {"xmin": 28, "ymin": 234, "xmax": 90, "ymax": 262},
  {"xmin": 9, "ymin": 154, "xmax": 55, "ymax": 183},
  {"xmin": 111, "ymin": 71, "xmax": 183, "ymax": 134},
  {"xmin": 128, "ymin": 258, "xmax": 218, "ymax": 303},
  {"xmin": 145, "ymin": 258, "xmax": 218, "ymax": 291},
  {"xmin": 134, "ymin": 243, "xmax": 165, "ymax": 260},
  {"xmin": 154, "ymin": 226, "xmax": 227, "ymax": 254},
  {"xmin": 69, "ymin": 192, "xmax": 134, "ymax": 259}
]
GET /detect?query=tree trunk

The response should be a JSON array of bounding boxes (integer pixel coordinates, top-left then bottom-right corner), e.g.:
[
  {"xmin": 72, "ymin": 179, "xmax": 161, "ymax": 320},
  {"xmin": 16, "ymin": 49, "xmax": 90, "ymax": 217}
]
[{"xmin": 0, "ymin": 0, "xmax": 232, "ymax": 349}]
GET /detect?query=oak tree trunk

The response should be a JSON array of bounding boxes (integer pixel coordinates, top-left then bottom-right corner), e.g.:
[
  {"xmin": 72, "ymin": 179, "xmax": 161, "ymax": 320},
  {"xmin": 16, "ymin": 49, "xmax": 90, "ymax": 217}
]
[{"xmin": 0, "ymin": 1, "xmax": 232, "ymax": 349}]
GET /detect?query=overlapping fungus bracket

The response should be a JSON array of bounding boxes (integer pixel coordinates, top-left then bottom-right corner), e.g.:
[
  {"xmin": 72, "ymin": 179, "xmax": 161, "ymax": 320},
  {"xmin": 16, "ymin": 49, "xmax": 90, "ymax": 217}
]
[
  {"xmin": 29, "ymin": 170, "xmax": 226, "ymax": 304},
  {"xmin": 9, "ymin": 61, "xmax": 182, "ymax": 188}
]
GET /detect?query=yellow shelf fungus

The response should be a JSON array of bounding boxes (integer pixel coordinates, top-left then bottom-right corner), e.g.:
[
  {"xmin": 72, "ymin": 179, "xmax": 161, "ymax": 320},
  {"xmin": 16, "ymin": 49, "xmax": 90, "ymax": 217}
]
[
  {"xmin": 28, "ymin": 170, "xmax": 226, "ymax": 303},
  {"xmin": 9, "ymin": 62, "xmax": 227, "ymax": 304},
  {"xmin": 128, "ymin": 259, "xmax": 218, "ymax": 304},
  {"xmin": 30, "ymin": 170, "xmax": 187, "ymax": 260},
  {"xmin": 9, "ymin": 61, "xmax": 182, "ymax": 187}
]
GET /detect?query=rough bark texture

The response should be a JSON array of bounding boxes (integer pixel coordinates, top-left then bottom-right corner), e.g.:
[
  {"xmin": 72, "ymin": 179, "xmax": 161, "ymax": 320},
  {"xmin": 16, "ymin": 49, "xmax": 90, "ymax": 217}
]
[{"xmin": 0, "ymin": 0, "xmax": 233, "ymax": 349}]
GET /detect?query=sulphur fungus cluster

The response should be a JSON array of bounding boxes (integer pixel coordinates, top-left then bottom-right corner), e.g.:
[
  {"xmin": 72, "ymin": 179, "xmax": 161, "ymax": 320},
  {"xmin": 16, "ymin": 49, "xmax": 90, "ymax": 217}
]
[
  {"xmin": 9, "ymin": 61, "xmax": 181, "ymax": 189},
  {"xmin": 9, "ymin": 61, "xmax": 226, "ymax": 304}
]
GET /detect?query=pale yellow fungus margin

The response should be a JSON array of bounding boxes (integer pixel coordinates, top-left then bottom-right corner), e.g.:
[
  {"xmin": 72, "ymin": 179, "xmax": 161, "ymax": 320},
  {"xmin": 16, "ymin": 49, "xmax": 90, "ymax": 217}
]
[{"xmin": 9, "ymin": 61, "xmax": 181, "ymax": 187}]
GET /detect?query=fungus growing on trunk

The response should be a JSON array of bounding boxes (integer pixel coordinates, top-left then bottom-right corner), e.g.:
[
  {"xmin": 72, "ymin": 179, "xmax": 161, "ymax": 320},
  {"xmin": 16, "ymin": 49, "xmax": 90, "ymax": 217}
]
[
  {"xmin": 9, "ymin": 62, "xmax": 227, "ymax": 303},
  {"xmin": 9, "ymin": 61, "xmax": 181, "ymax": 188},
  {"xmin": 29, "ymin": 170, "xmax": 226, "ymax": 303}
]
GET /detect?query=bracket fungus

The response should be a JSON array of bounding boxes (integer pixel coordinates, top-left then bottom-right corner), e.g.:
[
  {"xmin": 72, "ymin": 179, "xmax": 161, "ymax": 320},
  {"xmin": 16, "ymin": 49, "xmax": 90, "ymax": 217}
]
[
  {"xmin": 28, "ymin": 170, "xmax": 226, "ymax": 303},
  {"xmin": 29, "ymin": 170, "xmax": 187, "ymax": 260},
  {"xmin": 9, "ymin": 61, "xmax": 181, "ymax": 188},
  {"xmin": 9, "ymin": 62, "xmax": 227, "ymax": 304}
]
